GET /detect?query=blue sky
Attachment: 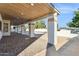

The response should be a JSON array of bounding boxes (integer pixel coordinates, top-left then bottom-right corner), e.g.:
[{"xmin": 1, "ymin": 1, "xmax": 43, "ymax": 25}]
[
  {"xmin": 53, "ymin": 3, "xmax": 79, "ymax": 28},
  {"xmin": 43, "ymin": 3, "xmax": 79, "ymax": 28}
]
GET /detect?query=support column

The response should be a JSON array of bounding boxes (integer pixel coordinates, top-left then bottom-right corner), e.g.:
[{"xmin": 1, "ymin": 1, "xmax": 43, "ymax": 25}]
[
  {"xmin": 18, "ymin": 25, "xmax": 21, "ymax": 33},
  {"xmin": 48, "ymin": 13, "xmax": 58, "ymax": 45},
  {"xmin": 29, "ymin": 22, "xmax": 35, "ymax": 37},
  {"xmin": 0, "ymin": 14, "xmax": 3, "ymax": 40},
  {"xmin": 17, "ymin": 25, "xmax": 18, "ymax": 33},
  {"xmin": 21, "ymin": 24, "xmax": 23, "ymax": 34},
  {"xmin": 21, "ymin": 24, "xmax": 25, "ymax": 35}
]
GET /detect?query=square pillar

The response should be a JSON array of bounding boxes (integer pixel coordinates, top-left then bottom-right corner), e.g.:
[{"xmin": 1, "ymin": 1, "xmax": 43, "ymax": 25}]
[
  {"xmin": 21, "ymin": 24, "xmax": 26, "ymax": 35},
  {"xmin": 18, "ymin": 25, "xmax": 22, "ymax": 33},
  {"xmin": 48, "ymin": 13, "xmax": 58, "ymax": 45},
  {"xmin": 29, "ymin": 22, "xmax": 35, "ymax": 37},
  {"xmin": 0, "ymin": 14, "xmax": 3, "ymax": 40},
  {"xmin": 21, "ymin": 25, "xmax": 23, "ymax": 34},
  {"xmin": 17, "ymin": 26, "xmax": 18, "ymax": 33}
]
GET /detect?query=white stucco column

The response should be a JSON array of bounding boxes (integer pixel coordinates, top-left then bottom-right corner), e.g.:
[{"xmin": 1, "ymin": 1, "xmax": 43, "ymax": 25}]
[
  {"xmin": 0, "ymin": 14, "xmax": 3, "ymax": 40},
  {"xmin": 17, "ymin": 26, "xmax": 18, "ymax": 33},
  {"xmin": 48, "ymin": 13, "xmax": 58, "ymax": 45},
  {"xmin": 18, "ymin": 25, "xmax": 22, "ymax": 33},
  {"xmin": 29, "ymin": 22, "xmax": 35, "ymax": 37},
  {"xmin": 21, "ymin": 24, "xmax": 26, "ymax": 35}
]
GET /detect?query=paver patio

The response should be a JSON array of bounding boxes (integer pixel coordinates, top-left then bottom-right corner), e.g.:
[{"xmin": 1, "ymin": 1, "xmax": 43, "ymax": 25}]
[{"xmin": 0, "ymin": 32, "xmax": 41, "ymax": 56}]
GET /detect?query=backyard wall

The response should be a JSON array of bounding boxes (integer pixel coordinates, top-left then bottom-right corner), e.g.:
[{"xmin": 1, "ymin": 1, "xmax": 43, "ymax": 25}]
[{"xmin": 58, "ymin": 29, "xmax": 78, "ymax": 38}]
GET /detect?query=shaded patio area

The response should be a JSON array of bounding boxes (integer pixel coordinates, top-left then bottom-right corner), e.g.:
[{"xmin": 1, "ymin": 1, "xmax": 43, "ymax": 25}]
[
  {"xmin": 0, "ymin": 3, "xmax": 59, "ymax": 56},
  {"xmin": 0, "ymin": 32, "xmax": 42, "ymax": 56}
]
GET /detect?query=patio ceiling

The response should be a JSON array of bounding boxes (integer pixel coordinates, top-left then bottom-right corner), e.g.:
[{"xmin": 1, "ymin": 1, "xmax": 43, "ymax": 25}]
[{"xmin": 0, "ymin": 3, "xmax": 57, "ymax": 25}]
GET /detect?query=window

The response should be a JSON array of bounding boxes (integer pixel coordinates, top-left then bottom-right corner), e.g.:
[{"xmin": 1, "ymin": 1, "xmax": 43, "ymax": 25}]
[
  {"xmin": 3, "ymin": 23, "xmax": 8, "ymax": 32},
  {"xmin": 0, "ymin": 21, "xmax": 2, "ymax": 31}
]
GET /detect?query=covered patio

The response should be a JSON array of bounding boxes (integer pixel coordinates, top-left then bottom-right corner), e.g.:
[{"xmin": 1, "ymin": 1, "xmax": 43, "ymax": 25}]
[{"xmin": 0, "ymin": 3, "xmax": 59, "ymax": 56}]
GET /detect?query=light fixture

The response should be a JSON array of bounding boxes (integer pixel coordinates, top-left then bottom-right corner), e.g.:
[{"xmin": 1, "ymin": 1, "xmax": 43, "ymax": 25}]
[
  {"xmin": 31, "ymin": 3, "xmax": 34, "ymax": 6},
  {"xmin": 21, "ymin": 12, "xmax": 23, "ymax": 15}
]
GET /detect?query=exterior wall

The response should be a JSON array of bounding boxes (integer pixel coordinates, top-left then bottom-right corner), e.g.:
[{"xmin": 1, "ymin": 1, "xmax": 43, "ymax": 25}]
[
  {"xmin": 34, "ymin": 29, "xmax": 47, "ymax": 34},
  {"xmin": 58, "ymin": 29, "xmax": 78, "ymax": 38}
]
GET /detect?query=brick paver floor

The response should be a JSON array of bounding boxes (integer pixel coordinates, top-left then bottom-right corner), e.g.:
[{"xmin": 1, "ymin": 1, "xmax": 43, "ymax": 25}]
[{"xmin": 0, "ymin": 32, "xmax": 41, "ymax": 56}]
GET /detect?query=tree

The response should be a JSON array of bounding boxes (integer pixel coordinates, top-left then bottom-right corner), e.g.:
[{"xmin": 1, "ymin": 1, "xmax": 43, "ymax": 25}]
[
  {"xmin": 35, "ymin": 20, "xmax": 46, "ymax": 29},
  {"xmin": 67, "ymin": 9, "xmax": 79, "ymax": 28}
]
